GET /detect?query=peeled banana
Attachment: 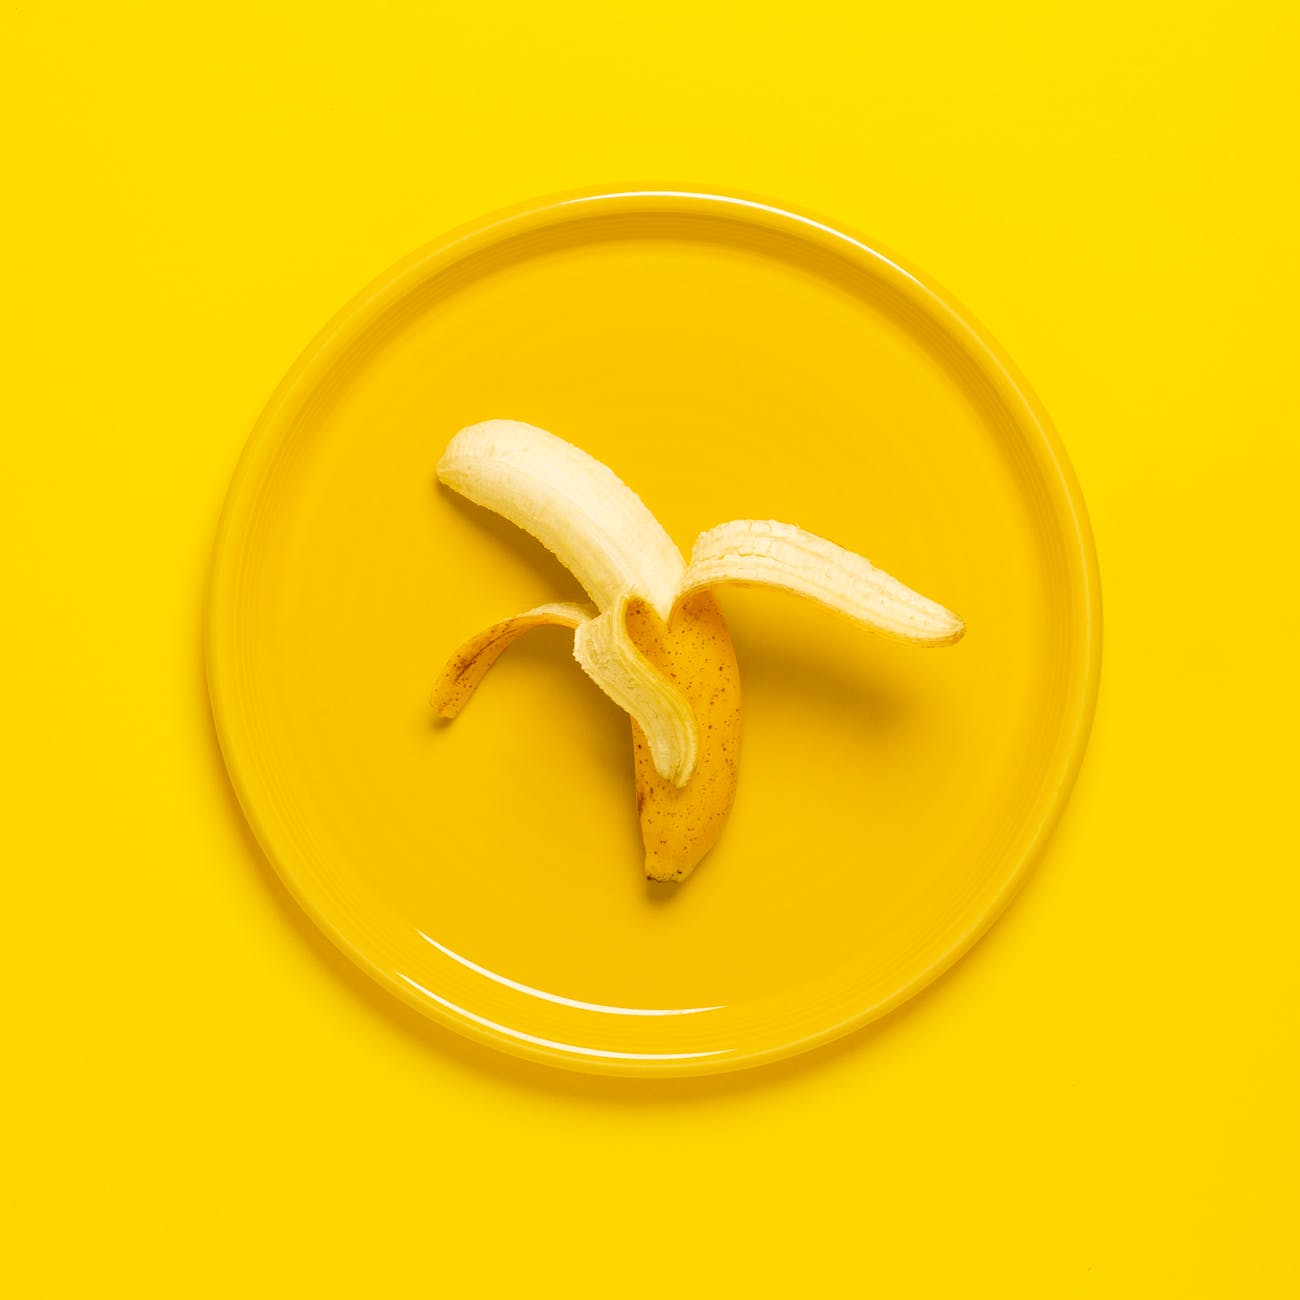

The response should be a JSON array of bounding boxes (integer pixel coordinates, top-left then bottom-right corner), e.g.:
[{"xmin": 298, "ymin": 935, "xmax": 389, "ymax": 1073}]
[{"xmin": 432, "ymin": 419, "xmax": 963, "ymax": 882}]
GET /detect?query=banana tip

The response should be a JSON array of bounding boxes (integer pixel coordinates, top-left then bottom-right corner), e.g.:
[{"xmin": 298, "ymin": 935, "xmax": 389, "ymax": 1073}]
[{"xmin": 430, "ymin": 691, "xmax": 461, "ymax": 718}]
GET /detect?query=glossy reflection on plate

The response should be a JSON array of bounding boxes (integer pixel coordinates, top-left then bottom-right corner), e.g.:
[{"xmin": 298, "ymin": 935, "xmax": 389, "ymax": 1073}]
[{"xmin": 206, "ymin": 190, "xmax": 1100, "ymax": 1076}]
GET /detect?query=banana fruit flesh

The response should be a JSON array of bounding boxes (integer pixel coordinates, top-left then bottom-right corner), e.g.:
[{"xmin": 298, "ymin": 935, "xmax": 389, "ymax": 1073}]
[{"xmin": 432, "ymin": 420, "xmax": 964, "ymax": 882}]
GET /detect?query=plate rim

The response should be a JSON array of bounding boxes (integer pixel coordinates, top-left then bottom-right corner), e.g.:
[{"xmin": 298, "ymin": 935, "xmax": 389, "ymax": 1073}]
[{"xmin": 205, "ymin": 187, "xmax": 1103, "ymax": 1077}]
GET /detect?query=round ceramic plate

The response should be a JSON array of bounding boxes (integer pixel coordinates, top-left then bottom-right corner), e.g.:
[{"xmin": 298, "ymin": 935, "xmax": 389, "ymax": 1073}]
[{"xmin": 207, "ymin": 190, "xmax": 1100, "ymax": 1076}]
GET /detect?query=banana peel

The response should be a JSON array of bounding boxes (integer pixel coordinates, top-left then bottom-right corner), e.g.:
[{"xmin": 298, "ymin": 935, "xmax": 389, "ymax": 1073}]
[{"xmin": 432, "ymin": 419, "xmax": 964, "ymax": 882}]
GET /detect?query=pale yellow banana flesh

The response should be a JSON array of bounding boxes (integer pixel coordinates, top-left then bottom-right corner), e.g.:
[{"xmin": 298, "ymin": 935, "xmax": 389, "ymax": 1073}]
[{"xmin": 682, "ymin": 519, "xmax": 965, "ymax": 646}]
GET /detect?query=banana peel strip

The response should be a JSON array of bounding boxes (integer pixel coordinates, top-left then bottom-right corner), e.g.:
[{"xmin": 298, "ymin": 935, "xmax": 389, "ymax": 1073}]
[
  {"xmin": 430, "ymin": 602, "xmax": 595, "ymax": 718},
  {"xmin": 574, "ymin": 595, "xmax": 698, "ymax": 788},
  {"xmin": 431, "ymin": 596, "xmax": 698, "ymax": 788},
  {"xmin": 681, "ymin": 519, "xmax": 965, "ymax": 646}
]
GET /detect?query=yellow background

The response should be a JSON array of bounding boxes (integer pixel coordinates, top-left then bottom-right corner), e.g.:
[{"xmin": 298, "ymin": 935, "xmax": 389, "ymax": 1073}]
[{"xmin": 4, "ymin": 2, "xmax": 1297, "ymax": 1294}]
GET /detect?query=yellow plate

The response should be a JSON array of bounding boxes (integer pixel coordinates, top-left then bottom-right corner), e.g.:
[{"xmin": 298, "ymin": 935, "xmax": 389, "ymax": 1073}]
[{"xmin": 206, "ymin": 190, "xmax": 1100, "ymax": 1076}]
